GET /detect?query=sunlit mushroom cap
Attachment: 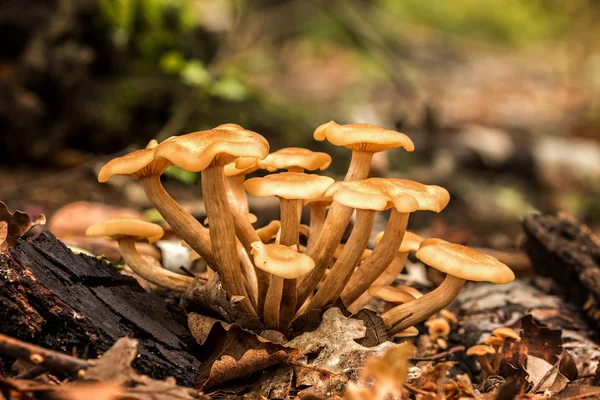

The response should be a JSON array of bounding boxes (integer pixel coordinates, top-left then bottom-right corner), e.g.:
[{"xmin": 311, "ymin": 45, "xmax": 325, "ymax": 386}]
[
  {"xmin": 256, "ymin": 220, "xmax": 281, "ymax": 243},
  {"xmin": 98, "ymin": 139, "xmax": 171, "ymax": 182},
  {"xmin": 368, "ymin": 285, "xmax": 418, "ymax": 304},
  {"xmin": 374, "ymin": 230, "xmax": 424, "ymax": 253},
  {"xmin": 86, "ymin": 217, "xmax": 164, "ymax": 244},
  {"xmin": 492, "ymin": 327, "xmax": 520, "ymax": 340},
  {"xmin": 314, "ymin": 121, "xmax": 415, "ymax": 153},
  {"xmin": 244, "ymin": 172, "xmax": 335, "ymax": 200},
  {"xmin": 484, "ymin": 336, "xmax": 504, "ymax": 347},
  {"xmin": 259, "ymin": 147, "xmax": 332, "ymax": 172},
  {"xmin": 425, "ymin": 318, "xmax": 451, "ymax": 337},
  {"xmin": 416, "ymin": 238, "xmax": 515, "ymax": 284},
  {"xmin": 250, "ymin": 241, "xmax": 315, "ymax": 279},
  {"xmin": 153, "ymin": 124, "xmax": 269, "ymax": 172},
  {"xmin": 224, "ymin": 157, "xmax": 260, "ymax": 176},
  {"xmin": 393, "ymin": 326, "xmax": 419, "ymax": 338},
  {"xmin": 467, "ymin": 345, "xmax": 495, "ymax": 356},
  {"xmin": 324, "ymin": 178, "xmax": 419, "ymax": 212},
  {"xmin": 372, "ymin": 178, "xmax": 450, "ymax": 213}
]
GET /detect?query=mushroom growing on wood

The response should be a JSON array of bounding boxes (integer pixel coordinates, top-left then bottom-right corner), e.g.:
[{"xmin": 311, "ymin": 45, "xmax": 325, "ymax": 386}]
[
  {"xmin": 250, "ymin": 241, "xmax": 315, "ymax": 330},
  {"xmin": 382, "ymin": 238, "xmax": 515, "ymax": 334},
  {"xmin": 298, "ymin": 122, "xmax": 415, "ymax": 307},
  {"xmin": 244, "ymin": 172, "xmax": 334, "ymax": 326},
  {"xmin": 153, "ymin": 123, "xmax": 270, "ymax": 315},
  {"xmin": 301, "ymin": 178, "xmax": 419, "ymax": 313},
  {"xmin": 86, "ymin": 217, "xmax": 194, "ymax": 292},
  {"xmin": 98, "ymin": 139, "xmax": 217, "ymax": 269}
]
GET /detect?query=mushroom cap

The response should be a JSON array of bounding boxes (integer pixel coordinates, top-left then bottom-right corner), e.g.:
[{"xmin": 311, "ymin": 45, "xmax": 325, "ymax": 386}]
[
  {"xmin": 153, "ymin": 124, "xmax": 269, "ymax": 172},
  {"xmin": 439, "ymin": 309, "xmax": 458, "ymax": 324},
  {"xmin": 244, "ymin": 172, "xmax": 335, "ymax": 200},
  {"xmin": 250, "ymin": 241, "xmax": 315, "ymax": 279},
  {"xmin": 259, "ymin": 147, "xmax": 332, "ymax": 172},
  {"xmin": 492, "ymin": 327, "xmax": 520, "ymax": 340},
  {"xmin": 368, "ymin": 285, "xmax": 418, "ymax": 304},
  {"xmin": 86, "ymin": 217, "xmax": 164, "ymax": 244},
  {"xmin": 466, "ymin": 345, "xmax": 496, "ymax": 356},
  {"xmin": 314, "ymin": 121, "xmax": 415, "ymax": 153},
  {"xmin": 256, "ymin": 220, "xmax": 281, "ymax": 243},
  {"xmin": 372, "ymin": 178, "xmax": 450, "ymax": 213},
  {"xmin": 393, "ymin": 326, "xmax": 419, "ymax": 338},
  {"xmin": 484, "ymin": 336, "xmax": 504, "ymax": 347},
  {"xmin": 395, "ymin": 285, "xmax": 424, "ymax": 299},
  {"xmin": 224, "ymin": 157, "xmax": 260, "ymax": 176},
  {"xmin": 324, "ymin": 178, "xmax": 419, "ymax": 212},
  {"xmin": 98, "ymin": 139, "xmax": 171, "ymax": 182},
  {"xmin": 425, "ymin": 318, "xmax": 451, "ymax": 337},
  {"xmin": 374, "ymin": 230, "xmax": 424, "ymax": 253},
  {"xmin": 416, "ymin": 238, "xmax": 515, "ymax": 284}
]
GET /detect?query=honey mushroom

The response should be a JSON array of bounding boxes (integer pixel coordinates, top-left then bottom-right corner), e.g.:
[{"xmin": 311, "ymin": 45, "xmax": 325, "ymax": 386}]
[
  {"xmin": 250, "ymin": 241, "xmax": 315, "ymax": 330},
  {"xmin": 224, "ymin": 158, "xmax": 260, "ymax": 213},
  {"xmin": 341, "ymin": 179, "xmax": 449, "ymax": 308},
  {"xmin": 86, "ymin": 218, "xmax": 194, "ymax": 292},
  {"xmin": 301, "ymin": 178, "xmax": 419, "ymax": 313},
  {"xmin": 244, "ymin": 172, "xmax": 334, "ymax": 326},
  {"xmin": 153, "ymin": 123, "xmax": 270, "ymax": 315},
  {"xmin": 347, "ymin": 231, "xmax": 424, "ymax": 313},
  {"xmin": 98, "ymin": 139, "xmax": 216, "ymax": 268},
  {"xmin": 467, "ymin": 345, "xmax": 496, "ymax": 377},
  {"xmin": 297, "ymin": 121, "xmax": 415, "ymax": 308},
  {"xmin": 382, "ymin": 238, "xmax": 515, "ymax": 335},
  {"xmin": 368, "ymin": 285, "xmax": 420, "ymax": 311}
]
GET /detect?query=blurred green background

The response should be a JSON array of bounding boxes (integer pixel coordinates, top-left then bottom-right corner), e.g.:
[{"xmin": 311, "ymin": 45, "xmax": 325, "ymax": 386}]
[{"xmin": 1, "ymin": 0, "xmax": 599, "ymax": 239}]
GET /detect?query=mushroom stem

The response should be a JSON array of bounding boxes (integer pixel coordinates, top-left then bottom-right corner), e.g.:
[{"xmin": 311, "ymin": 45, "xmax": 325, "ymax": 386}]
[
  {"xmin": 347, "ymin": 252, "xmax": 409, "ymax": 313},
  {"xmin": 118, "ymin": 238, "xmax": 194, "ymax": 292},
  {"xmin": 478, "ymin": 355, "xmax": 494, "ymax": 376},
  {"xmin": 297, "ymin": 151, "xmax": 373, "ymax": 307},
  {"xmin": 307, "ymin": 203, "xmax": 327, "ymax": 252},
  {"xmin": 226, "ymin": 174, "xmax": 249, "ymax": 213},
  {"xmin": 202, "ymin": 165, "xmax": 256, "ymax": 316},
  {"xmin": 383, "ymin": 274, "xmax": 466, "ymax": 335},
  {"xmin": 302, "ymin": 209, "xmax": 376, "ymax": 313},
  {"xmin": 139, "ymin": 176, "xmax": 216, "ymax": 267},
  {"xmin": 278, "ymin": 198, "xmax": 299, "ymax": 331},
  {"xmin": 341, "ymin": 210, "xmax": 409, "ymax": 306},
  {"xmin": 230, "ymin": 206, "xmax": 270, "ymax": 315},
  {"xmin": 263, "ymin": 275, "xmax": 284, "ymax": 330},
  {"xmin": 238, "ymin": 246, "xmax": 259, "ymax": 307}
]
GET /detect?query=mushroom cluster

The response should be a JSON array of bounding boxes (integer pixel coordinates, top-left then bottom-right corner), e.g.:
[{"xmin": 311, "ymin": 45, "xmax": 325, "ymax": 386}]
[{"xmin": 86, "ymin": 121, "xmax": 515, "ymax": 334}]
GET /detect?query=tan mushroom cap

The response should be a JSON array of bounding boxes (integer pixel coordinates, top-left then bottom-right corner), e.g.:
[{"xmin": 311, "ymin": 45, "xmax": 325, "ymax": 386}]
[
  {"xmin": 314, "ymin": 121, "xmax": 415, "ymax": 153},
  {"xmin": 368, "ymin": 285, "xmax": 418, "ymax": 304},
  {"xmin": 324, "ymin": 179, "xmax": 419, "ymax": 212},
  {"xmin": 373, "ymin": 178, "xmax": 450, "ymax": 213},
  {"xmin": 244, "ymin": 172, "xmax": 335, "ymax": 200},
  {"xmin": 425, "ymin": 318, "xmax": 451, "ymax": 337},
  {"xmin": 374, "ymin": 230, "xmax": 424, "ymax": 253},
  {"xmin": 250, "ymin": 241, "xmax": 315, "ymax": 279},
  {"xmin": 395, "ymin": 285, "xmax": 424, "ymax": 299},
  {"xmin": 256, "ymin": 220, "xmax": 281, "ymax": 243},
  {"xmin": 439, "ymin": 309, "xmax": 458, "ymax": 324},
  {"xmin": 393, "ymin": 326, "xmax": 419, "ymax": 338},
  {"xmin": 492, "ymin": 327, "xmax": 520, "ymax": 340},
  {"xmin": 259, "ymin": 147, "xmax": 332, "ymax": 172},
  {"xmin": 224, "ymin": 157, "xmax": 260, "ymax": 176},
  {"xmin": 466, "ymin": 345, "xmax": 496, "ymax": 356},
  {"xmin": 153, "ymin": 123, "xmax": 269, "ymax": 171},
  {"xmin": 416, "ymin": 238, "xmax": 515, "ymax": 284},
  {"xmin": 484, "ymin": 336, "xmax": 504, "ymax": 347},
  {"xmin": 98, "ymin": 139, "xmax": 171, "ymax": 183},
  {"xmin": 86, "ymin": 217, "xmax": 164, "ymax": 244}
]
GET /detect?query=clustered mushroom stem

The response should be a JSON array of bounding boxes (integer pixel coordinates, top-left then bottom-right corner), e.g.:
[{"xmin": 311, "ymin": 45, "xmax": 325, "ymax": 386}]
[
  {"xmin": 201, "ymin": 165, "xmax": 256, "ymax": 316},
  {"xmin": 278, "ymin": 198, "xmax": 300, "ymax": 330},
  {"xmin": 347, "ymin": 252, "xmax": 409, "ymax": 313},
  {"xmin": 230, "ymin": 206, "xmax": 270, "ymax": 315},
  {"xmin": 238, "ymin": 246, "xmax": 259, "ymax": 307},
  {"xmin": 478, "ymin": 355, "xmax": 494, "ymax": 376},
  {"xmin": 307, "ymin": 203, "xmax": 327, "ymax": 253},
  {"xmin": 341, "ymin": 210, "xmax": 409, "ymax": 306},
  {"xmin": 118, "ymin": 238, "xmax": 194, "ymax": 292},
  {"xmin": 296, "ymin": 150, "xmax": 373, "ymax": 307},
  {"xmin": 302, "ymin": 209, "xmax": 376, "ymax": 314},
  {"xmin": 139, "ymin": 176, "xmax": 216, "ymax": 267},
  {"xmin": 383, "ymin": 274, "xmax": 465, "ymax": 335},
  {"xmin": 226, "ymin": 174, "xmax": 250, "ymax": 213},
  {"xmin": 264, "ymin": 276, "xmax": 284, "ymax": 330}
]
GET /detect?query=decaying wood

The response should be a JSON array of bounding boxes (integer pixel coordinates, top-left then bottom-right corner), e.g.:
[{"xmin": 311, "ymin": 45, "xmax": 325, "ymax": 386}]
[
  {"xmin": 522, "ymin": 212, "xmax": 600, "ymax": 329},
  {"xmin": 0, "ymin": 231, "xmax": 199, "ymax": 385}
]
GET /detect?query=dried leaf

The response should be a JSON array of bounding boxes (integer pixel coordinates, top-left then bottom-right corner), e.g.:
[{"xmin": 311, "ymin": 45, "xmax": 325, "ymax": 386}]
[
  {"xmin": 353, "ymin": 309, "xmax": 389, "ymax": 347},
  {"xmin": 556, "ymin": 384, "xmax": 600, "ymax": 399},
  {"xmin": 183, "ymin": 274, "xmax": 264, "ymax": 331},
  {"xmin": 0, "ymin": 201, "xmax": 46, "ymax": 252},
  {"xmin": 188, "ymin": 313, "xmax": 300, "ymax": 390}
]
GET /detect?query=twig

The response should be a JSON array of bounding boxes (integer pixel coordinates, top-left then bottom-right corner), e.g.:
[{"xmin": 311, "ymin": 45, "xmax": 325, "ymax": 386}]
[
  {"xmin": 410, "ymin": 345, "xmax": 465, "ymax": 362},
  {"xmin": 16, "ymin": 365, "xmax": 47, "ymax": 379},
  {"xmin": 405, "ymin": 383, "xmax": 432, "ymax": 396},
  {"xmin": 562, "ymin": 391, "xmax": 600, "ymax": 400},
  {"xmin": 0, "ymin": 333, "xmax": 88, "ymax": 374}
]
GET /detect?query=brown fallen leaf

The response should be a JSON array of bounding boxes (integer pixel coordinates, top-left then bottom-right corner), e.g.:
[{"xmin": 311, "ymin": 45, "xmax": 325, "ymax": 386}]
[
  {"xmin": 0, "ymin": 201, "xmax": 46, "ymax": 252},
  {"xmin": 188, "ymin": 313, "xmax": 301, "ymax": 390}
]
